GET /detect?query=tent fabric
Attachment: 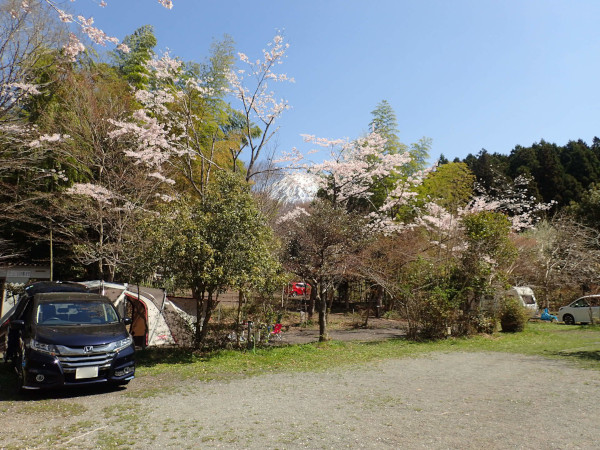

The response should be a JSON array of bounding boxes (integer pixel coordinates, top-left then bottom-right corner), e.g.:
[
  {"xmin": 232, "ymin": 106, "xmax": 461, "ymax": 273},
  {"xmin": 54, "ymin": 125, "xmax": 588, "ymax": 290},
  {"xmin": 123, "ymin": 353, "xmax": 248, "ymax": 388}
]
[{"xmin": 81, "ymin": 281, "xmax": 176, "ymax": 347}]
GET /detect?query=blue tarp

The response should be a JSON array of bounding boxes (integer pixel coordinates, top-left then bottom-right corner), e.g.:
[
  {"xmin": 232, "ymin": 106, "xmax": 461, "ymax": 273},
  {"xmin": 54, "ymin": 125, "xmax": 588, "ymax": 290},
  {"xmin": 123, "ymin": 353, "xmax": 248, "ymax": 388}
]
[{"xmin": 540, "ymin": 308, "xmax": 558, "ymax": 322}]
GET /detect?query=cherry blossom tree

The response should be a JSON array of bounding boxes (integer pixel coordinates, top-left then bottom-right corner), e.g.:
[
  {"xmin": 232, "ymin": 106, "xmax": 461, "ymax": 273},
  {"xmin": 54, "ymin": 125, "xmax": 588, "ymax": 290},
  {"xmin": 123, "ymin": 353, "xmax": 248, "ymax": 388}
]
[
  {"xmin": 304, "ymin": 132, "xmax": 410, "ymax": 208},
  {"xmin": 277, "ymin": 131, "xmax": 432, "ymax": 336},
  {"xmin": 1, "ymin": 0, "xmax": 172, "ymax": 119},
  {"xmin": 305, "ymin": 133, "xmax": 414, "ymax": 204},
  {"xmin": 297, "ymin": 131, "xmax": 432, "ymax": 235},
  {"xmin": 0, "ymin": 0, "xmax": 70, "ymax": 167},
  {"xmin": 0, "ymin": 1, "xmax": 73, "ymax": 260},
  {"xmin": 283, "ymin": 147, "xmax": 553, "ymax": 338},
  {"xmin": 109, "ymin": 32, "xmax": 293, "ymax": 196},
  {"xmin": 277, "ymin": 199, "xmax": 366, "ymax": 341},
  {"xmin": 1, "ymin": 0, "xmax": 67, "ymax": 124},
  {"xmin": 416, "ymin": 167, "xmax": 554, "ymax": 258},
  {"xmin": 227, "ymin": 33, "xmax": 294, "ymax": 182},
  {"xmin": 35, "ymin": 0, "xmax": 173, "ymax": 60},
  {"xmin": 107, "ymin": 48, "xmax": 234, "ymax": 199},
  {"xmin": 16, "ymin": 64, "xmax": 167, "ymax": 280}
]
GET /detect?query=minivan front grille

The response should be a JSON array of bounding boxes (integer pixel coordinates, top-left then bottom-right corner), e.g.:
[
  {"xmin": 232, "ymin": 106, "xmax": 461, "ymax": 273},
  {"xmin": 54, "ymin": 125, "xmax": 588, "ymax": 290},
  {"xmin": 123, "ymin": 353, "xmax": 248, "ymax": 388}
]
[
  {"xmin": 56, "ymin": 347, "xmax": 116, "ymax": 372},
  {"xmin": 58, "ymin": 353, "xmax": 114, "ymax": 369}
]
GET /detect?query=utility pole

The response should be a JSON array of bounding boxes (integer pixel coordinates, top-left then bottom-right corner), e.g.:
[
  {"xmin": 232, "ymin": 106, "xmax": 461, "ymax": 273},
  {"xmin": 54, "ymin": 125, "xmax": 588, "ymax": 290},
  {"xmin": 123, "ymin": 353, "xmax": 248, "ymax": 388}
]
[{"xmin": 49, "ymin": 228, "xmax": 53, "ymax": 281}]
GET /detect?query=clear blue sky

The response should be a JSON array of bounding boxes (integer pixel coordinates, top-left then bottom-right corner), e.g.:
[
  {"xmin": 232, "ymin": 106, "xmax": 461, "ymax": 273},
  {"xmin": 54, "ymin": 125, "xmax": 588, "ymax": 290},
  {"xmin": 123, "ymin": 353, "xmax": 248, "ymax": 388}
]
[{"xmin": 78, "ymin": 0, "xmax": 600, "ymax": 163}]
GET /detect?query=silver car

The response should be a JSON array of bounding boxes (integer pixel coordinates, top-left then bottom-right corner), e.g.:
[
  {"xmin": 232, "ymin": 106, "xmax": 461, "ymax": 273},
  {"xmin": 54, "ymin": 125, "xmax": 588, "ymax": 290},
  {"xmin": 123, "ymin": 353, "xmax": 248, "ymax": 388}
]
[{"xmin": 558, "ymin": 295, "xmax": 600, "ymax": 325}]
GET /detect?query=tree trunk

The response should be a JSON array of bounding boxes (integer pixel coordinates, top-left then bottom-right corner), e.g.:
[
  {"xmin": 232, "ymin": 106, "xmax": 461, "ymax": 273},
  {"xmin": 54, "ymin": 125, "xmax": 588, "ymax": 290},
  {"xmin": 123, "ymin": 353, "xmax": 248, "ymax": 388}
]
[
  {"xmin": 363, "ymin": 286, "xmax": 371, "ymax": 328},
  {"xmin": 318, "ymin": 282, "xmax": 329, "ymax": 341},
  {"xmin": 308, "ymin": 283, "xmax": 317, "ymax": 320},
  {"xmin": 194, "ymin": 289, "xmax": 206, "ymax": 347},
  {"xmin": 374, "ymin": 285, "xmax": 384, "ymax": 318},
  {"xmin": 236, "ymin": 291, "xmax": 245, "ymax": 344},
  {"xmin": 339, "ymin": 280, "xmax": 350, "ymax": 312},
  {"xmin": 106, "ymin": 263, "xmax": 115, "ymax": 283},
  {"xmin": 199, "ymin": 290, "xmax": 217, "ymax": 343}
]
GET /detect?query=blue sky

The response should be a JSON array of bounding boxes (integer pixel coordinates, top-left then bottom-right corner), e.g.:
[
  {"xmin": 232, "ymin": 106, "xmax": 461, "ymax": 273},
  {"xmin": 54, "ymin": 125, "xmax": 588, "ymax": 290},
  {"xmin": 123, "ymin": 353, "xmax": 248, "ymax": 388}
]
[{"xmin": 78, "ymin": 0, "xmax": 600, "ymax": 163}]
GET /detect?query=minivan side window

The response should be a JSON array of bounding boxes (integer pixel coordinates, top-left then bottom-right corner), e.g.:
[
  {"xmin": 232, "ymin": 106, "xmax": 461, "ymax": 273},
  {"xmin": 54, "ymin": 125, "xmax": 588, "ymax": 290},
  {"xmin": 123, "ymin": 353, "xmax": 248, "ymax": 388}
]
[
  {"xmin": 588, "ymin": 297, "xmax": 600, "ymax": 307},
  {"xmin": 572, "ymin": 299, "xmax": 589, "ymax": 308}
]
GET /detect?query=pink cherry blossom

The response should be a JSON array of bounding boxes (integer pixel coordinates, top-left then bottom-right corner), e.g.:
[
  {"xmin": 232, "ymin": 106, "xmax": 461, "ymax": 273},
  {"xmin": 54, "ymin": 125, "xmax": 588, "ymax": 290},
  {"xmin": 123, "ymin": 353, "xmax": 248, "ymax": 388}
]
[
  {"xmin": 306, "ymin": 131, "xmax": 413, "ymax": 207},
  {"xmin": 67, "ymin": 183, "xmax": 115, "ymax": 204},
  {"xmin": 63, "ymin": 33, "xmax": 86, "ymax": 61},
  {"xmin": 28, "ymin": 133, "xmax": 70, "ymax": 148},
  {"xmin": 35, "ymin": 1, "xmax": 174, "ymax": 59},
  {"xmin": 6, "ymin": 83, "xmax": 41, "ymax": 96},
  {"xmin": 276, "ymin": 207, "xmax": 311, "ymax": 225}
]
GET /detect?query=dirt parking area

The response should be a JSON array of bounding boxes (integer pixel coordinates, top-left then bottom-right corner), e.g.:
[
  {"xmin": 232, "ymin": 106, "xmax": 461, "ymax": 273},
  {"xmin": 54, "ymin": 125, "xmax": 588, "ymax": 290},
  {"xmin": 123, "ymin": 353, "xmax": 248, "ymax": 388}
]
[
  {"xmin": 266, "ymin": 314, "xmax": 408, "ymax": 345},
  {"xmin": 277, "ymin": 325, "xmax": 406, "ymax": 345},
  {"xmin": 1, "ymin": 351, "xmax": 599, "ymax": 449}
]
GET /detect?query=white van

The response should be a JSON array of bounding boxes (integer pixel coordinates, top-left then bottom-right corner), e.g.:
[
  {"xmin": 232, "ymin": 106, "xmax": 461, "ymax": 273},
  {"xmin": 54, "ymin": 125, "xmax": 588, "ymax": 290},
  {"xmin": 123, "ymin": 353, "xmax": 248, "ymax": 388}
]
[
  {"xmin": 480, "ymin": 286, "xmax": 539, "ymax": 316},
  {"xmin": 558, "ymin": 295, "xmax": 600, "ymax": 325}
]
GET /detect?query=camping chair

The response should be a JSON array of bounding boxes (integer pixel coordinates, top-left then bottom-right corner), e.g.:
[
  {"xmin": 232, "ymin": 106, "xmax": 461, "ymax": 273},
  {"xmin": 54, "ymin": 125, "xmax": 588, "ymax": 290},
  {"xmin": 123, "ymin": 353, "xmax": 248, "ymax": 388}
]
[{"xmin": 270, "ymin": 323, "xmax": 283, "ymax": 341}]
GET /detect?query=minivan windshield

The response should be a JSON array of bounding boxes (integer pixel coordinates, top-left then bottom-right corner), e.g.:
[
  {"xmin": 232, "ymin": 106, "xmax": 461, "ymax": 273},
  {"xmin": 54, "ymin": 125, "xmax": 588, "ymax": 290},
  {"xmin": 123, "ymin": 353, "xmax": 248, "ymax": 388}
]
[{"xmin": 35, "ymin": 301, "xmax": 120, "ymax": 326}]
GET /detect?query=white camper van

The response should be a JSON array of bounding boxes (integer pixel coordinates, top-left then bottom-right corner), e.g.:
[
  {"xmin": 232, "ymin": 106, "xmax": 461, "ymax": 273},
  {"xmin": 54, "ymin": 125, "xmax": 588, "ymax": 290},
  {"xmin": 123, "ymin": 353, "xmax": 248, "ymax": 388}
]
[{"xmin": 480, "ymin": 286, "xmax": 539, "ymax": 316}]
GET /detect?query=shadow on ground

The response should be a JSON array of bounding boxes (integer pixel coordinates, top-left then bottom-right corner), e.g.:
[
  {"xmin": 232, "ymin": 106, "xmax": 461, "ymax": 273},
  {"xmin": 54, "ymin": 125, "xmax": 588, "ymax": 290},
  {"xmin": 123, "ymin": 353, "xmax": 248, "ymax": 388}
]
[
  {"xmin": 0, "ymin": 362, "xmax": 127, "ymax": 402},
  {"xmin": 555, "ymin": 349, "xmax": 600, "ymax": 362}
]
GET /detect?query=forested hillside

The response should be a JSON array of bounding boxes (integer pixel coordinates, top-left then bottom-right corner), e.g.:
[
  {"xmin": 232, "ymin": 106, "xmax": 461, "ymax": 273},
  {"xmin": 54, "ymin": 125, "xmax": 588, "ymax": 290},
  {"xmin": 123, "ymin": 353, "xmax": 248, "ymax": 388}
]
[{"xmin": 462, "ymin": 138, "xmax": 600, "ymax": 210}]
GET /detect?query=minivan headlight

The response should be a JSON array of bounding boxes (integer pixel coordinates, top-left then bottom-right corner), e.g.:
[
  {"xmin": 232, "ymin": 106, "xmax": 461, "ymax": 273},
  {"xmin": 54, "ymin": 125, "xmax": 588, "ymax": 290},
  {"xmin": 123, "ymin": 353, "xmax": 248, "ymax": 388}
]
[
  {"xmin": 30, "ymin": 339, "xmax": 59, "ymax": 355},
  {"xmin": 108, "ymin": 335, "xmax": 134, "ymax": 353}
]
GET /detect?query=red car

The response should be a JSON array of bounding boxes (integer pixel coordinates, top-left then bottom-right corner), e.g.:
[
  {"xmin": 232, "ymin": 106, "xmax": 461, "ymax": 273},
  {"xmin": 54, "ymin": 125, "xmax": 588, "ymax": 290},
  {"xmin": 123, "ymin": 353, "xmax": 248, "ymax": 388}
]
[{"xmin": 286, "ymin": 282, "xmax": 309, "ymax": 297}]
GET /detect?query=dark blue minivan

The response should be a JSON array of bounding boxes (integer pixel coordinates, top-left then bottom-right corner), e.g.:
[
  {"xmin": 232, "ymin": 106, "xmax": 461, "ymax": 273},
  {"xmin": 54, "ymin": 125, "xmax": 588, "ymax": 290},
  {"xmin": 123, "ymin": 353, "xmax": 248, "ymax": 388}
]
[{"xmin": 1, "ymin": 282, "xmax": 135, "ymax": 391}]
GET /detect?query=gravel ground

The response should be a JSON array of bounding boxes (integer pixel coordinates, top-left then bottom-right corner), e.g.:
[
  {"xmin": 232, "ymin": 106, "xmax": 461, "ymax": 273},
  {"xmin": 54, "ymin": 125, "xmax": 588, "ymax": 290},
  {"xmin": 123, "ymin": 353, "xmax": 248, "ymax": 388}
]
[{"xmin": 1, "ymin": 351, "xmax": 599, "ymax": 449}]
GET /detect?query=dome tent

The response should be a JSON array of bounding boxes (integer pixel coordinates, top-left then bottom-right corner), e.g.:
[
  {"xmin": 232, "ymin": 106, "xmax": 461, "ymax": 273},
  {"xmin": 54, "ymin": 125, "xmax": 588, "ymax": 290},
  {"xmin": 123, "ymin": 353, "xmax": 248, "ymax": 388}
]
[{"xmin": 81, "ymin": 281, "xmax": 177, "ymax": 347}]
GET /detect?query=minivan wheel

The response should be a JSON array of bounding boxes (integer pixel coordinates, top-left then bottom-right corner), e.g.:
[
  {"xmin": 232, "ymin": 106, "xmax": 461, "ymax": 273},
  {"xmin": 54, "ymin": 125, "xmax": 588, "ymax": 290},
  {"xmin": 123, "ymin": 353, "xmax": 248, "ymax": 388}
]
[{"xmin": 563, "ymin": 314, "xmax": 575, "ymax": 325}]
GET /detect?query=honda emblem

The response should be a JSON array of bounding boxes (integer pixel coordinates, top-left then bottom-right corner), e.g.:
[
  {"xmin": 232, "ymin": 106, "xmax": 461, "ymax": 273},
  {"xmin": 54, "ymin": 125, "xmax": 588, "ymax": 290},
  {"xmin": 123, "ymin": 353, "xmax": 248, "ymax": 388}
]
[{"xmin": 83, "ymin": 346, "xmax": 93, "ymax": 353}]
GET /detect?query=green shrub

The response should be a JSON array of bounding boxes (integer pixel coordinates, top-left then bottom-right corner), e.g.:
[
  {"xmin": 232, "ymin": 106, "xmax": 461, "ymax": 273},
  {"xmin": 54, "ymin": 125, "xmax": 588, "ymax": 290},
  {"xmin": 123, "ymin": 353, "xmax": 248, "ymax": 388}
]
[
  {"xmin": 476, "ymin": 314, "xmax": 498, "ymax": 334},
  {"xmin": 457, "ymin": 313, "xmax": 497, "ymax": 335},
  {"xmin": 413, "ymin": 288, "xmax": 460, "ymax": 340},
  {"xmin": 500, "ymin": 297, "xmax": 528, "ymax": 332}
]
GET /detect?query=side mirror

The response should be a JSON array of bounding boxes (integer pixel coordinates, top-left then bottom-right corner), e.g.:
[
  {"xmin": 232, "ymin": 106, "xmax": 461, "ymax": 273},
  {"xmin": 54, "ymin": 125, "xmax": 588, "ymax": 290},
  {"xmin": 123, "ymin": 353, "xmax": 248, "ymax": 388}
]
[
  {"xmin": 123, "ymin": 317, "xmax": 132, "ymax": 325},
  {"xmin": 9, "ymin": 320, "xmax": 25, "ymax": 330}
]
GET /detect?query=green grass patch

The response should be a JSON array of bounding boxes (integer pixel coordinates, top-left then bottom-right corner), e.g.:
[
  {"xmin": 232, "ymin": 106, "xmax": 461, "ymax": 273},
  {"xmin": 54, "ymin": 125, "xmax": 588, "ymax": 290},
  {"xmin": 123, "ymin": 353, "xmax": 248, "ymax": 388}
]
[
  {"xmin": 134, "ymin": 322, "xmax": 600, "ymax": 381},
  {"xmin": 440, "ymin": 322, "xmax": 600, "ymax": 363},
  {"xmin": 0, "ymin": 323, "xmax": 597, "ymax": 401}
]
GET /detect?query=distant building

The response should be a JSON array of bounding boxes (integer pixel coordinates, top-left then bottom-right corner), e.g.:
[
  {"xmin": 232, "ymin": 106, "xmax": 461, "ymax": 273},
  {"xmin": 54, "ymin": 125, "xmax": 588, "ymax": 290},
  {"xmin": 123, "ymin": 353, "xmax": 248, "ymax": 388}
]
[{"xmin": 0, "ymin": 265, "xmax": 51, "ymax": 318}]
